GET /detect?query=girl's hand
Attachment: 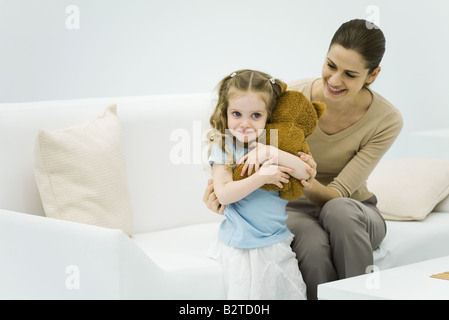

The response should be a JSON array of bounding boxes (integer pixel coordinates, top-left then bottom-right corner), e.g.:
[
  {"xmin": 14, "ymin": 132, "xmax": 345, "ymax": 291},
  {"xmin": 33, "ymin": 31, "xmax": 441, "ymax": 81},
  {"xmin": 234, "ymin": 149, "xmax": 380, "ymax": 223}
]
[
  {"xmin": 237, "ymin": 142, "xmax": 274, "ymax": 176},
  {"xmin": 202, "ymin": 179, "xmax": 225, "ymax": 215},
  {"xmin": 257, "ymin": 156, "xmax": 291, "ymax": 188},
  {"xmin": 298, "ymin": 152, "xmax": 317, "ymax": 190}
]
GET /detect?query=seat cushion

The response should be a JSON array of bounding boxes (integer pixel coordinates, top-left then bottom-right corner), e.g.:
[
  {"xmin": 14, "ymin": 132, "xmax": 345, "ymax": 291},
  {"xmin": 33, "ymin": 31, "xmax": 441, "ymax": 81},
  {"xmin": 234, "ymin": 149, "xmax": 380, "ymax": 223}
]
[
  {"xmin": 132, "ymin": 222, "xmax": 225, "ymax": 299},
  {"xmin": 133, "ymin": 215, "xmax": 449, "ymax": 298},
  {"xmin": 374, "ymin": 212, "xmax": 449, "ymax": 270}
]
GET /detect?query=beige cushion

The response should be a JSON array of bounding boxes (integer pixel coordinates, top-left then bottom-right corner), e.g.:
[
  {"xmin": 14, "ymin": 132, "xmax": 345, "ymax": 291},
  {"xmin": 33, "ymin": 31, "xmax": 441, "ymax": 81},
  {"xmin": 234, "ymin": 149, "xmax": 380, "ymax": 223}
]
[
  {"xmin": 33, "ymin": 105, "xmax": 133, "ymax": 235},
  {"xmin": 434, "ymin": 193, "xmax": 449, "ymax": 212},
  {"xmin": 368, "ymin": 158, "xmax": 449, "ymax": 220}
]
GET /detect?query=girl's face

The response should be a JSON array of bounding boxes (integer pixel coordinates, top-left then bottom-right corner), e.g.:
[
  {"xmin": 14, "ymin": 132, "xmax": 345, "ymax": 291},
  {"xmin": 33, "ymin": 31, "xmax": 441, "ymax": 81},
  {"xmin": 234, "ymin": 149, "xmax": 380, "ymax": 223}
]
[
  {"xmin": 321, "ymin": 44, "xmax": 379, "ymax": 102},
  {"xmin": 227, "ymin": 90, "xmax": 268, "ymax": 143}
]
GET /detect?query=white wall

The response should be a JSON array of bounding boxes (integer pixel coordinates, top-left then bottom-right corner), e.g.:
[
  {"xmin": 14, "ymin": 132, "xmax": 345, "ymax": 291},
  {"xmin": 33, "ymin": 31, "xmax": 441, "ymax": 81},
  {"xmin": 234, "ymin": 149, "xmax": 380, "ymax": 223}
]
[{"xmin": 1, "ymin": 0, "xmax": 448, "ymax": 159}]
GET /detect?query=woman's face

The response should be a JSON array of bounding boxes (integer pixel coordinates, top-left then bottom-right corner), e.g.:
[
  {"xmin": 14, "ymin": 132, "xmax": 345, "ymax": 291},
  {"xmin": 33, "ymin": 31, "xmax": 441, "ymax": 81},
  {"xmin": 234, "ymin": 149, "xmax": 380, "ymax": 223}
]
[{"xmin": 321, "ymin": 44, "xmax": 379, "ymax": 102}]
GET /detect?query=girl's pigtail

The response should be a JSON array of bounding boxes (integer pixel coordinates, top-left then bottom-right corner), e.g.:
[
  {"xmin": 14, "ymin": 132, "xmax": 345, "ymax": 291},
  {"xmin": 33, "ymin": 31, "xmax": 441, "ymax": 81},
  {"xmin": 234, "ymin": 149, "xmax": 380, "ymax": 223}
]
[
  {"xmin": 271, "ymin": 78, "xmax": 287, "ymax": 99},
  {"xmin": 266, "ymin": 78, "xmax": 287, "ymax": 123}
]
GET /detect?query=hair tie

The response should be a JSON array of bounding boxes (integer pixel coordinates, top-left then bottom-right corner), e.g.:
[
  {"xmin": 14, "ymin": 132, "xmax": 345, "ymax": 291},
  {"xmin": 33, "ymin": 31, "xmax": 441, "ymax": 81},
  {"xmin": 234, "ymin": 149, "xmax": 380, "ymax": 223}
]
[
  {"xmin": 231, "ymin": 72, "xmax": 237, "ymax": 78},
  {"xmin": 269, "ymin": 77, "xmax": 275, "ymax": 84}
]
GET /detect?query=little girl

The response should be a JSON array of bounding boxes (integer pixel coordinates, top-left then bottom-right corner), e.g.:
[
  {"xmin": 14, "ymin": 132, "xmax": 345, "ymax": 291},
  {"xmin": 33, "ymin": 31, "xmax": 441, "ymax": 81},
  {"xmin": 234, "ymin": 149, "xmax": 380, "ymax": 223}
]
[{"xmin": 207, "ymin": 69, "xmax": 309, "ymax": 300}]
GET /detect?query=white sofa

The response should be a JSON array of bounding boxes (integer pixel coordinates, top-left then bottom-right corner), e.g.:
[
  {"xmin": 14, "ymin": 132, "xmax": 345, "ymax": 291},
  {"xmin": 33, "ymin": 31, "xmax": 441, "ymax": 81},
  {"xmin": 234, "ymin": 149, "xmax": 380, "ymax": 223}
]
[{"xmin": 1, "ymin": 93, "xmax": 449, "ymax": 299}]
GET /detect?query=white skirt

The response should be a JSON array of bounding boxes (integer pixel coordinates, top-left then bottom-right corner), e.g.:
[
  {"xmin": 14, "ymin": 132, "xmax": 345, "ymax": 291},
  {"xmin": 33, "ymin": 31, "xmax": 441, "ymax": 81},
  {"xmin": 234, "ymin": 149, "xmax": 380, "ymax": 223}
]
[{"xmin": 209, "ymin": 234, "xmax": 307, "ymax": 300}]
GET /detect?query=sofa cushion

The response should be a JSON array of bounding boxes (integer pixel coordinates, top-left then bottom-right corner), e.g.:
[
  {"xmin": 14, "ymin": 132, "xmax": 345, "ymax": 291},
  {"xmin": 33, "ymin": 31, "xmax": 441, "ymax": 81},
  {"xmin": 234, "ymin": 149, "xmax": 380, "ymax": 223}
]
[
  {"xmin": 434, "ymin": 192, "xmax": 449, "ymax": 212},
  {"xmin": 132, "ymin": 222, "xmax": 225, "ymax": 299},
  {"xmin": 374, "ymin": 212, "xmax": 449, "ymax": 270},
  {"xmin": 33, "ymin": 105, "xmax": 133, "ymax": 235},
  {"xmin": 368, "ymin": 158, "xmax": 449, "ymax": 221}
]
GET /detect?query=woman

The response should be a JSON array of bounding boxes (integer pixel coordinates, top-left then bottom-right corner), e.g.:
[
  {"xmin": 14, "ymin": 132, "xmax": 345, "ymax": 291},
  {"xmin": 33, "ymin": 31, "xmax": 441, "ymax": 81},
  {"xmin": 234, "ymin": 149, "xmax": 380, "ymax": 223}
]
[{"xmin": 202, "ymin": 19, "xmax": 403, "ymax": 300}]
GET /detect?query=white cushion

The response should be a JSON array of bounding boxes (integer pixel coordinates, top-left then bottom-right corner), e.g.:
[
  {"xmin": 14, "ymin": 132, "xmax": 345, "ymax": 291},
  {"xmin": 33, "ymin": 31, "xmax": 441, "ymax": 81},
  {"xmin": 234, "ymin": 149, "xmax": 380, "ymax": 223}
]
[
  {"xmin": 33, "ymin": 105, "xmax": 133, "ymax": 235},
  {"xmin": 132, "ymin": 222, "xmax": 226, "ymax": 299},
  {"xmin": 368, "ymin": 158, "xmax": 449, "ymax": 220},
  {"xmin": 374, "ymin": 212, "xmax": 449, "ymax": 270}
]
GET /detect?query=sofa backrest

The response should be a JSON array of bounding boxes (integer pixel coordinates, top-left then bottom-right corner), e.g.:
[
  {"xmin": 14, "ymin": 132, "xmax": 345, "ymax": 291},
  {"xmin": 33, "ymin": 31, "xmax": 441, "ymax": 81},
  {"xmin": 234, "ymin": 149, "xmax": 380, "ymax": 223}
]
[{"xmin": 0, "ymin": 93, "xmax": 223, "ymax": 233}]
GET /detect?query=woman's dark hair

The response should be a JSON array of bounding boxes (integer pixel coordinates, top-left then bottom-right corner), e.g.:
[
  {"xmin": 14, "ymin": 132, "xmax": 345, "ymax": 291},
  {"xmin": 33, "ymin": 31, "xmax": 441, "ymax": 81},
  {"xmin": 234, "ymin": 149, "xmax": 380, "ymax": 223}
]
[{"xmin": 329, "ymin": 19, "xmax": 386, "ymax": 74}]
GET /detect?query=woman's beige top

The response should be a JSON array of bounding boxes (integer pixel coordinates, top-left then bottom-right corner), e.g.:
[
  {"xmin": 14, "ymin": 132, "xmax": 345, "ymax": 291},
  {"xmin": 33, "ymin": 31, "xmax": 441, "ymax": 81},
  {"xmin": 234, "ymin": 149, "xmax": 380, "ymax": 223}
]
[{"xmin": 288, "ymin": 78, "xmax": 403, "ymax": 202}]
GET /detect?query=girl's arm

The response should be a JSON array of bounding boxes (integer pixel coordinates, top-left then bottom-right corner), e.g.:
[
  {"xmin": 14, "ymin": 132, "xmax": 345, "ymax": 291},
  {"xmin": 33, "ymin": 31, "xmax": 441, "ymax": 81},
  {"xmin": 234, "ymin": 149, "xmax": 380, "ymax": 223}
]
[
  {"xmin": 238, "ymin": 143, "xmax": 310, "ymax": 181},
  {"xmin": 273, "ymin": 148, "xmax": 311, "ymax": 180},
  {"xmin": 239, "ymin": 146, "xmax": 339, "ymax": 207},
  {"xmin": 212, "ymin": 158, "xmax": 294, "ymax": 205}
]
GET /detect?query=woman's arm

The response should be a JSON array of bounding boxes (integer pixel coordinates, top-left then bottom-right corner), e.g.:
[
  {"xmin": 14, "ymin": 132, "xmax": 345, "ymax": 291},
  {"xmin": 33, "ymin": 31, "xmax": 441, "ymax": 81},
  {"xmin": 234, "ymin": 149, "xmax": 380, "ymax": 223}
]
[
  {"xmin": 302, "ymin": 179, "xmax": 340, "ymax": 207},
  {"xmin": 213, "ymin": 158, "xmax": 293, "ymax": 205},
  {"xmin": 202, "ymin": 179, "xmax": 226, "ymax": 215},
  {"xmin": 298, "ymin": 152, "xmax": 339, "ymax": 206}
]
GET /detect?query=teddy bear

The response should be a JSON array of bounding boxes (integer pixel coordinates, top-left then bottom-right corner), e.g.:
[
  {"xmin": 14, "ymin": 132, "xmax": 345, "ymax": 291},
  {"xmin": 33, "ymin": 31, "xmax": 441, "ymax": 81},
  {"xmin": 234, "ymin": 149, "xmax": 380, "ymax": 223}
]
[{"xmin": 233, "ymin": 90, "xmax": 326, "ymax": 200}]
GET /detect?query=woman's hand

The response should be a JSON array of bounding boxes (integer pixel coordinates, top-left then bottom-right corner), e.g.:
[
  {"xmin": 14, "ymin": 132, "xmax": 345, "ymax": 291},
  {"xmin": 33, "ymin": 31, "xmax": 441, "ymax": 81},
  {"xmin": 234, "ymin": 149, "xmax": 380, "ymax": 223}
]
[
  {"xmin": 297, "ymin": 151, "xmax": 340, "ymax": 207},
  {"xmin": 298, "ymin": 152, "xmax": 317, "ymax": 190},
  {"xmin": 202, "ymin": 179, "xmax": 225, "ymax": 215}
]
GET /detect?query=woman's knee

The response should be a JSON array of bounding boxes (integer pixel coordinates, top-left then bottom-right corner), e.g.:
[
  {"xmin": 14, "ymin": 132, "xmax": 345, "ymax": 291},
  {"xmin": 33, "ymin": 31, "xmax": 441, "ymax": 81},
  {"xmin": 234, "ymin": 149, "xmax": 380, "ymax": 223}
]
[{"xmin": 319, "ymin": 198, "xmax": 364, "ymax": 231}]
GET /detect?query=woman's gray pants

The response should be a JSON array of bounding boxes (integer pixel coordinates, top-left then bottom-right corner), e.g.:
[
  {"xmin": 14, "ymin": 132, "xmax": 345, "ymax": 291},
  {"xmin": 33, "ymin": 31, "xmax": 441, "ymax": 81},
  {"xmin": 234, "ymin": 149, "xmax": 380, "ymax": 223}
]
[{"xmin": 286, "ymin": 196, "xmax": 386, "ymax": 300}]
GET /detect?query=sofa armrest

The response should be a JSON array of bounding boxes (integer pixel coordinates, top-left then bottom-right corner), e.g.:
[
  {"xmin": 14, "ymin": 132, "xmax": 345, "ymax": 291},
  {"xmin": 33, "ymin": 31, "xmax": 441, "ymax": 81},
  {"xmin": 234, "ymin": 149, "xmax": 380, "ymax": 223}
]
[{"xmin": 0, "ymin": 209, "xmax": 166, "ymax": 299}]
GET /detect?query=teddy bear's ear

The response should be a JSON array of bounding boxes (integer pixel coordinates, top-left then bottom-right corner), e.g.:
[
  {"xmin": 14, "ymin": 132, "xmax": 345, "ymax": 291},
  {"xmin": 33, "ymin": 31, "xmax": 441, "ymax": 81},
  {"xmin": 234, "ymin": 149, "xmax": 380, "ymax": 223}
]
[
  {"xmin": 312, "ymin": 101, "xmax": 326, "ymax": 119},
  {"xmin": 281, "ymin": 83, "xmax": 288, "ymax": 93}
]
